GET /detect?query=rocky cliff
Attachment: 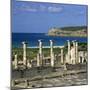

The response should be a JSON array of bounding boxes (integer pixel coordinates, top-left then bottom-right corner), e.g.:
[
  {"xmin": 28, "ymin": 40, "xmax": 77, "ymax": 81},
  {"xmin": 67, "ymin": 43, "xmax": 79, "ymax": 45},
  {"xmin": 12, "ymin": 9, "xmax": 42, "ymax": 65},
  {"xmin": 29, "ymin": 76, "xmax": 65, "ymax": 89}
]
[{"xmin": 48, "ymin": 26, "xmax": 87, "ymax": 37}]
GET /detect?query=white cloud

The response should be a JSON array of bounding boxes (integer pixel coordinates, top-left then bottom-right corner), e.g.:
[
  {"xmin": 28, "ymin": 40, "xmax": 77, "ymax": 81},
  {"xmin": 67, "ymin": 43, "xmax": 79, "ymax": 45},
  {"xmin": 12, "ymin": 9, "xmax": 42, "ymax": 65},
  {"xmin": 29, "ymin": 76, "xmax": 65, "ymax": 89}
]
[
  {"xmin": 48, "ymin": 6, "xmax": 63, "ymax": 13},
  {"xmin": 18, "ymin": 4, "xmax": 38, "ymax": 12},
  {"xmin": 15, "ymin": 2, "xmax": 63, "ymax": 13},
  {"xmin": 23, "ymin": 7, "xmax": 37, "ymax": 12}
]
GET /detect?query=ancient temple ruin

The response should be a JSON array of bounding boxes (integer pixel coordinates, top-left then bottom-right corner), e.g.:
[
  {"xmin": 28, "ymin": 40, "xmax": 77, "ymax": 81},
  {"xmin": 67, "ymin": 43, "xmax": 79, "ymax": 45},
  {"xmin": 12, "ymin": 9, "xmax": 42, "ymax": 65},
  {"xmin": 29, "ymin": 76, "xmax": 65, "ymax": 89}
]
[{"xmin": 12, "ymin": 40, "xmax": 87, "ymax": 70}]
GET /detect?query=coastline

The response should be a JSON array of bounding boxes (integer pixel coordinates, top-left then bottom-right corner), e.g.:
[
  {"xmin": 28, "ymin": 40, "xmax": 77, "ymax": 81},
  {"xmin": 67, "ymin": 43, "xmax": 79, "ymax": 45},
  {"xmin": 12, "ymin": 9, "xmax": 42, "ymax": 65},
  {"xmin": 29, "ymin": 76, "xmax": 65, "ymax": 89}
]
[{"xmin": 46, "ymin": 34, "xmax": 87, "ymax": 38}]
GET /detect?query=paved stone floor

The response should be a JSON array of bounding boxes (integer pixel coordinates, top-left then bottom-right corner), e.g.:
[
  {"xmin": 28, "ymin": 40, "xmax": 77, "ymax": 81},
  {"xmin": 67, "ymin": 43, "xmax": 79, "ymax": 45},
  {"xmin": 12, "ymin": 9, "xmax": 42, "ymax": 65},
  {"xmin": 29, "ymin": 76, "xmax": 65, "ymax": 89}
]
[{"xmin": 12, "ymin": 72, "xmax": 87, "ymax": 89}]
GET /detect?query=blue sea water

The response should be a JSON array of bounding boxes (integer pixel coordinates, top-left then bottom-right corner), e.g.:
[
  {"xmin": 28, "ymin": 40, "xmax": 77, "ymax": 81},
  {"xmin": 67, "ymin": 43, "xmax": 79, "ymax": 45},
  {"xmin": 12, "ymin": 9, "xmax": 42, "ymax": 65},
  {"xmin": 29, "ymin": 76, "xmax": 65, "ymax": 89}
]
[{"xmin": 12, "ymin": 33, "xmax": 87, "ymax": 48}]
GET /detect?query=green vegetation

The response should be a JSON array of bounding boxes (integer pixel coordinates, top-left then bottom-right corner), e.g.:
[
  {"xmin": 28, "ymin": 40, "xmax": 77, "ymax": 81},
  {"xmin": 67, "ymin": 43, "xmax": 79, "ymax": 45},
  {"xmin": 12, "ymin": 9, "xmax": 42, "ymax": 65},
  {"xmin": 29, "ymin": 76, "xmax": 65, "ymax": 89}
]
[
  {"xmin": 12, "ymin": 42, "xmax": 87, "ymax": 61},
  {"xmin": 61, "ymin": 26, "xmax": 87, "ymax": 31},
  {"xmin": 12, "ymin": 48, "xmax": 61, "ymax": 60},
  {"xmin": 64, "ymin": 42, "xmax": 87, "ymax": 52},
  {"xmin": 78, "ymin": 42, "xmax": 87, "ymax": 51},
  {"xmin": 52, "ymin": 26, "xmax": 87, "ymax": 31}
]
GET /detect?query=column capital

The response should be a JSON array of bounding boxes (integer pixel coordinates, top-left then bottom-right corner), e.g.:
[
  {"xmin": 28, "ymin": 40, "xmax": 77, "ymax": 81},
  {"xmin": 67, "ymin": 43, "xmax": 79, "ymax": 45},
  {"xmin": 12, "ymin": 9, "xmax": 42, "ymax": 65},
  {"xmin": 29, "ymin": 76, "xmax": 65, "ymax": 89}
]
[
  {"xmin": 72, "ymin": 40, "xmax": 76, "ymax": 47},
  {"xmin": 22, "ymin": 41, "xmax": 27, "ymax": 44},
  {"xmin": 50, "ymin": 40, "xmax": 53, "ymax": 42},
  {"xmin": 38, "ymin": 39, "xmax": 42, "ymax": 47},
  {"xmin": 67, "ymin": 40, "xmax": 70, "ymax": 42},
  {"xmin": 72, "ymin": 40, "xmax": 76, "ymax": 43},
  {"xmin": 67, "ymin": 40, "xmax": 70, "ymax": 45},
  {"xmin": 50, "ymin": 40, "xmax": 53, "ymax": 46},
  {"xmin": 38, "ymin": 39, "xmax": 42, "ymax": 42}
]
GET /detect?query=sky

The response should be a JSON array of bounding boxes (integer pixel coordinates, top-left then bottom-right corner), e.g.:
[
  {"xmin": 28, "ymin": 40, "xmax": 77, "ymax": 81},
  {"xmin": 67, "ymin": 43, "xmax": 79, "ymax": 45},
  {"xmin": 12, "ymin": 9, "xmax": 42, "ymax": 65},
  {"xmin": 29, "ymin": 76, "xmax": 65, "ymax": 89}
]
[{"xmin": 12, "ymin": 0, "xmax": 88, "ymax": 33}]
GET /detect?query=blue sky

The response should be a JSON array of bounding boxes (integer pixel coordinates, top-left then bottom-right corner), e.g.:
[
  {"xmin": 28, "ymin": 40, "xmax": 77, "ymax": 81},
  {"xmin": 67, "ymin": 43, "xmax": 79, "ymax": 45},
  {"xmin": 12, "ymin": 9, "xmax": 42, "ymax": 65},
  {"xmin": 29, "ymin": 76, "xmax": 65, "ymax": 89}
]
[{"xmin": 12, "ymin": 0, "xmax": 88, "ymax": 33}]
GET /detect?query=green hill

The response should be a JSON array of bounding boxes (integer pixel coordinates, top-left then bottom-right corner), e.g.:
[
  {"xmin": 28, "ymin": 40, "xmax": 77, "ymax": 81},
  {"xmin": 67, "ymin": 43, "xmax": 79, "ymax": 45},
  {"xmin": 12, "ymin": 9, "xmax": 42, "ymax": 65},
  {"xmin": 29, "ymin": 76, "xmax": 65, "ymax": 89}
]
[{"xmin": 48, "ymin": 26, "xmax": 87, "ymax": 37}]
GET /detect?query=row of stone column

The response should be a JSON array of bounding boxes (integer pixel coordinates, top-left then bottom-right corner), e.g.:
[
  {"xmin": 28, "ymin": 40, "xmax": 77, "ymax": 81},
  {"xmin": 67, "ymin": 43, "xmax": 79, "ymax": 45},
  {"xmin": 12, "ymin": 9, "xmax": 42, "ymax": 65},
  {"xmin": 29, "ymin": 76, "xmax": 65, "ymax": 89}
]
[
  {"xmin": 14, "ymin": 40, "xmax": 64, "ymax": 69},
  {"xmin": 37, "ymin": 40, "xmax": 55, "ymax": 67},
  {"xmin": 36, "ymin": 40, "xmax": 64, "ymax": 67},
  {"xmin": 15, "ymin": 40, "xmax": 79, "ymax": 69},
  {"xmin": 67, "ymin": 40, "xmax": 78, "ymax": 64}
]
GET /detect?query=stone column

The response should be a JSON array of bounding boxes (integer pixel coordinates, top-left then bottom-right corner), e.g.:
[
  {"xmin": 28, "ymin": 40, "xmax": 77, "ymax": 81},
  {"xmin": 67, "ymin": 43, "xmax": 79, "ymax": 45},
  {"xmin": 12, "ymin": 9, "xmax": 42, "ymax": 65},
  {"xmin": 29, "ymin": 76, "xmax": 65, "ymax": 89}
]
[
  {"xmin": 85, "ymin": 52, "xmax": 87, "ymax": 63},
  {"xmin": 72, "ymin": 40, "xmax": 76, "ymax": 64},
  {"xmin": 78, "ymin": 56, "xmax": 81, "ymax": 63},
  {"xmin": 61, "ymin": 48, "xmax": 64, "ymax": 64},
  {"xmin": 50, "ymin": 40, "xmax": 54, "ymax": 67},
  {"xmin": 38, "ymin": 40, "xmax": 43, "ymax": 66},
  {"xmin": 22, "ymin": 42, "xmax": 27, "ymax": 66},
  {"xmin": 37, "ymin": 53, "xmax": 40, "ymax": 66},
  {"xmin": 67, "ymin": 40, "xmax": 71, "ymax": 64},
  {"xmin": 82, "ymin": 52, "xmax": 85, "ymax": 63},
  {"xmin": 82, "ymin": 57, "xmax": 85, "ymax": 63},
  {"xmin": 14, "ymin": 54, "xmax": 18, "ymax": 69},
  {"xmin": 75, "ymin": 41, "xmax": 78, "ymax": 64},
  {"xmin": 38, "ymin": 40, "xmax": 42, "ymax": 55}
]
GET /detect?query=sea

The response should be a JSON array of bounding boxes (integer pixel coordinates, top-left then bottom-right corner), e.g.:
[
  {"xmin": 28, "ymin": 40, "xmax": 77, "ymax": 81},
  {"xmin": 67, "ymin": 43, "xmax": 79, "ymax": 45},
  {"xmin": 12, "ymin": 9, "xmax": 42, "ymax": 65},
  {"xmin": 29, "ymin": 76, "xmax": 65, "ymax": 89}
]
[{"xmin": 12, "ymin": 33, "xmax": 87, "ymax": 48}]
